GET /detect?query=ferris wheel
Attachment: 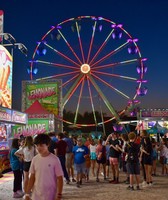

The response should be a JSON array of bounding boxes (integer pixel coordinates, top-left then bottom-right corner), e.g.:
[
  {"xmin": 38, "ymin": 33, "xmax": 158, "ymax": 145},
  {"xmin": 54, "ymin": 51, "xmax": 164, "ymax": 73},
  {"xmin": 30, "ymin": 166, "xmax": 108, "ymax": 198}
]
[{"xmin": 29, "ymin": 16, "xmax": 147, "ymax": 127}]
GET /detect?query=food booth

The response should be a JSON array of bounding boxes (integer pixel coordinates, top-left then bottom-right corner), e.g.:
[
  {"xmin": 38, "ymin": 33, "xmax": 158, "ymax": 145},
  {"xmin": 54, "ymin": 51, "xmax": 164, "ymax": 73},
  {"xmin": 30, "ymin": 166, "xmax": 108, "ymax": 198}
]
[{"xmin": 0, "ymin": 107, "xmax": 28, "ymax": 173}]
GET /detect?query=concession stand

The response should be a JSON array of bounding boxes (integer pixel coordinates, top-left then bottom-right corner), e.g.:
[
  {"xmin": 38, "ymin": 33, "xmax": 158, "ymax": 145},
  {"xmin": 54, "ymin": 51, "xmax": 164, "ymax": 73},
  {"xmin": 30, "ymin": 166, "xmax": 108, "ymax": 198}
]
[
  {"xmin": 13, "ymin": 79, "xmax": 63, "ymax": 138},
  {"xmin": 0, "ymin": 40, "xmax": 28, "ymax": 173},
  {"xmin": 138, "ymin": 108, "xmax": 168, "ymax": 138},
  {"xmin": 0, "ymin": 107, "xmax": 28, "ymax": 173}
]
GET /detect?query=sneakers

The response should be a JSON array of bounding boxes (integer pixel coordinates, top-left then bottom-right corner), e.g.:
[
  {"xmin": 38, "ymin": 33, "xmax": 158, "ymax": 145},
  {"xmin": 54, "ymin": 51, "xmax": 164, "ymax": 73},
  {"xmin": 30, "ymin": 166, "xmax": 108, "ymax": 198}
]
[
  {"xmin": 72, "ymin": 178, "xmax": 76, "ymax": 182},
  {"xmin": 66, "ymin": 180, "xmax": 70, "ymax": 184},
  {"xmin": 127, "ymin": 185, "xmax": 134, "ymax": 191},
  {"xmin": 149, "ymin": 183, "xmax": 153, "ymax": 186},
  {"xmin": 141, "ymin": 181, "xmax": 147, "ymax": 187},
  {"xmin": 13, "ymin": 191, "xmax": 24, "ymax": 198}
]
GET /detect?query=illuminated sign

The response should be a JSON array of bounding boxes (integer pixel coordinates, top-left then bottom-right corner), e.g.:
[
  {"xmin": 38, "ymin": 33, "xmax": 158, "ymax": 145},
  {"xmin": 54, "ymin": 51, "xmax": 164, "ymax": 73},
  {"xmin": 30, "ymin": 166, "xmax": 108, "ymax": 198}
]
[
  {"xmin": 141, "ymin": 109, "xmax": 168, "ymax": 117},
  {"xmin": 22, "ymin": 79, "xmax": 62, "ymax": 117},
  {"xmin": 12, "ymin": 119, "xmax": 50, "ymax": 138},
  {"xmin": 0, "ymin": 10, "xmax": 4, "ymax": 42},
  {"xmin": 0, "ymin": 45, "xmax": 13, "ymax": 108}
]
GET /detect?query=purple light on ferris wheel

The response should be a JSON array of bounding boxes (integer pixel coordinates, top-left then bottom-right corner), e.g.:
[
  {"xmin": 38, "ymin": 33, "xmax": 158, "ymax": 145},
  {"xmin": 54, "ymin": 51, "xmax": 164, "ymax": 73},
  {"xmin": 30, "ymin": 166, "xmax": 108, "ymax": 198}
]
[
  {"xmin": 136, "ymin": 65, "xmax": 148, "ymax": 74},
  {"xmin": 128, "ymin": 46, "xmax": 138, "ymax": 54},
  {"xmin": 144, "ymin": 66, "xmax": 148, "ymax": 73},
  {"xmin": 127, "ymin": 38, "xmax": 138, "ymax": 43},
  {"xmin": 136, "ymin": 66, "xmax": 141, "ymax": 74},
  {"xmin": 136, "ymin": 79, "xmax": 148, "ymax": 83},
  {"xmin": 117, "ymin": 24, "xmax": 123, "ymax": 28},
  {"xmin": 111, "ymin": 24, "xmax": 116, "ymax": 28},
  {"xmin": 142, "ymin": 58, "xmax": 147, "ymax": 61},
  {"xmin": 56, "ymin": 25, "xmax": 62, "ymax": 29},
  {"xmin": 137, "ymin": 87, "xmax": 148, "ymax": 96},
  {"xmin": 99, "ymin": 25, "xmax": 103, "ymax": 32},
  {"xmin": 98, "ymin": 16, "xmax": 103, "ymax": 20}
]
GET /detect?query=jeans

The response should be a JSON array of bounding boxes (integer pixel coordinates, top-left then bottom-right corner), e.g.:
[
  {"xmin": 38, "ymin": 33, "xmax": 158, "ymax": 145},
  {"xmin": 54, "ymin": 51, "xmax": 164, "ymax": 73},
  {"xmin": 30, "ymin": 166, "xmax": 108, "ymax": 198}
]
[
  {"xmin": 58, "ymin": 155, "xmax": 69, "ymax": 181},
  {"xmin": 13, "ymin": 169, "xmax": 22, "ymax": 192}
]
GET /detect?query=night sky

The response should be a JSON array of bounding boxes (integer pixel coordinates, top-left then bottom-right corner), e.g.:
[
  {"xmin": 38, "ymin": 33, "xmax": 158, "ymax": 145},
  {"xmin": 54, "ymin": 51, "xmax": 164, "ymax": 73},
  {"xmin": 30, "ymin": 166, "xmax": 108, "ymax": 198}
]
[{"xmin": 0, "ymin": 0, "xmax": 168, "ymax": 115}]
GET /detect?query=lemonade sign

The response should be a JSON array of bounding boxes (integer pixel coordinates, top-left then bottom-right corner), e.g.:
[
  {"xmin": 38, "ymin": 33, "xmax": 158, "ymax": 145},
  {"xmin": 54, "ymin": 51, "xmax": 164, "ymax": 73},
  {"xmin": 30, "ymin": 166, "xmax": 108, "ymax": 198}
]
[{"xmin": 12, "ymin": 119, "xmax": 49, "ymax": 138}]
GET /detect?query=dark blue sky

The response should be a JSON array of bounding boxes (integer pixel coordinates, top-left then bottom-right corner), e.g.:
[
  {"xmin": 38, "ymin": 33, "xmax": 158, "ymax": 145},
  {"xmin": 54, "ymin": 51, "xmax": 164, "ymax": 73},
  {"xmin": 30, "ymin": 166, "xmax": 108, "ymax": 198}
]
[{"xmin": 1, "ymin": 0, "xmax": 168, "ymax": 113}]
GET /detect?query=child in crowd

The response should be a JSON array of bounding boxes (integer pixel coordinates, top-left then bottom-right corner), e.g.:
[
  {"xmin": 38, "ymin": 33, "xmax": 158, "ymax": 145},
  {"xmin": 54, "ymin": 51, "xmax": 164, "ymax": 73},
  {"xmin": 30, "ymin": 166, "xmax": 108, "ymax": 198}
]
[
  {"xmin": 85, "ymin": 154, "xmax": 91, "ymax": 182},
  {"xmin": 24, "ymin": 134, "xmax": 63, "ymax": 200},
  {"xmin": 126, "ymin": 132, "xmax": 140, "ymax": 191},
  {"xmin": 9, "ymin": 138, "xmax": 24, "ymax": 198}
]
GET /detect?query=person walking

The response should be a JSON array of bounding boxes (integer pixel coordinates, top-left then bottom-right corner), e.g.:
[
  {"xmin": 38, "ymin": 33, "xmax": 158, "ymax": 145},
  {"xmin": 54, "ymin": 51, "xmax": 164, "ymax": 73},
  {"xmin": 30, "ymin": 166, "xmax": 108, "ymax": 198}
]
[
  {"xmin": 55, "ymin": 132, "xmax": 70, "ymax": 184},
  {"xmin": 15, "ymin": 136, "xmax": 36, "ymax": 192},
  {"xmin": 24, "ymin": 134, "xmax": 64, "ymax": 200},
  {"xmin": 9, "ymin": 138, "xmax": 23, "ymax": 198},
  {"xmin": 126, "ymin": 132, "xmax": 141, "ymax": 191},
  {"xmin": 72, "ymin": 137, "xmax": 89, "ymax": 188}
]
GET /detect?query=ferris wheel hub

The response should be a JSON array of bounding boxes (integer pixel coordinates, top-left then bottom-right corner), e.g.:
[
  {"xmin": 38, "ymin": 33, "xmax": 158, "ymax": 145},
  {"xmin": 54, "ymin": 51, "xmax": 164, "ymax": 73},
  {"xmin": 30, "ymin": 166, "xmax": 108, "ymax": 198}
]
[{"xmin": 80, "ymin": 64, "xmax": 90, "ymax": 74}]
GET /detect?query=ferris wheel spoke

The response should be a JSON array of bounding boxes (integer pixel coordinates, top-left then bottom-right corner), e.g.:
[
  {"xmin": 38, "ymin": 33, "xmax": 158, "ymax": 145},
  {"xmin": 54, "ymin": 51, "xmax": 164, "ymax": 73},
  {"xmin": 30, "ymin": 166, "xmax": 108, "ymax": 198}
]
[
  {"xmin": 92, "ymin": 70, "xmax": 137, "ymax": 81},
  {"xmin": 86, "ymin": 20, "xmax": 97, "ymax": 64},
  {"xmin": 35, "ymin": 60, "xmax": 79, "ymax": 70},
  {"xmin": 88, "ymin": 74, "xmax": 120, "ymax": 121},
  {"xmin": 44, "ymin": 43, "xmax": 80, "ymax": 67},
  {"xmin": 75, "ymin": 21, "xmax": 85, "ymax": 63},
  {"xmin": 92, "ymin": 73, "xmax": 130, "ymax": 99},
  {"xmin": 91, "ymin": 41, "xmax": 129, "ymax": 67},
  {"xmin": 57, "ymin": 29, "xmax": 82, "ymax": 65},
  {"xmin": 74, "ymin": 77, "xmax": 85, "ymax": 124},
  {"xmin": 62, "ymin": 74, "xmax": 79, "ymax": 87},
  {"xmin": 92, "ymin": 58, "xmax": 139, "ymax": 70},
  {"xmin": 62, "ymin": 73, "xmax": 84, "ymax": 107},
  {"xmin": 86, "ymin": 76, "xmax": 97, "ymax": 125},
  {"xmin": 89, "ymin": 29, "xmax": 114, "ymax": 65}
]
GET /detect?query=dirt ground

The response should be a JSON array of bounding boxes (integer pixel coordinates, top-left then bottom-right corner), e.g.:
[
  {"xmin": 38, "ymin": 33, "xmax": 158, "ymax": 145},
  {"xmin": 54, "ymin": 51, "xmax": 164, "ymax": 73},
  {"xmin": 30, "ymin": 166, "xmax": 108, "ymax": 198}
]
[{"xmin": 0, "ymin": 165, "xmax": 168, "ymax": 200}]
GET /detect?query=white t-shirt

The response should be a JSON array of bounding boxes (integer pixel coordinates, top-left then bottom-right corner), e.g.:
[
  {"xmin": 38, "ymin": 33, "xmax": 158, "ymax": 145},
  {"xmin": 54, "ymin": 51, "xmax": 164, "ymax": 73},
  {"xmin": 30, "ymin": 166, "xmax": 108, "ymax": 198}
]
[
  {"xmin": 16, "ymin": 146, "xmax": 36, "ymax": 162},
  {"xmin": 89, "ymin": 144, "xmax": 96, "ymax": 153},
  {"xmin": 30, "ymin": 153, "xmax": 63, "ymax": 200}
]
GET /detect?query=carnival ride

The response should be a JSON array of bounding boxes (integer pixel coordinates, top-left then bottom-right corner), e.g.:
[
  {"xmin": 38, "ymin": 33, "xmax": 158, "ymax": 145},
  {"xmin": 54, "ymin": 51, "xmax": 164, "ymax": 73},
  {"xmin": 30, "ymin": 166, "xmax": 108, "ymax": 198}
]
[{"xmin": 28, "ymin": 16, "xmax": 147, "ymax": 127}]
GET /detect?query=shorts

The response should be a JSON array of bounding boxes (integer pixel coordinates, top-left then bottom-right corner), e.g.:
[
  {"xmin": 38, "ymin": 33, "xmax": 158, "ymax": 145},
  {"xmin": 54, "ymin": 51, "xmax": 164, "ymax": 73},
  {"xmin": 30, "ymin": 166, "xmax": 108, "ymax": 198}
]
[
  {"xmin": 74, "ymin": 163, "xmax": 86, "ymax": 174},
  {"xmin": 90, "ymin": 152, "xmax": 97, "ymax": 160},
  {"xmin": 109, "ymin": 157, "xmax": 119, "ymax": 165},
  {"xmin": 96, "ymin": 157, "xmax": 106, "ymax": 164},
  {"xmin": 66, "ymin": 152, "xmax": 73, "ymax": 168},
  {"xmin": 23, "ymin": 161, "xmax": 31, "ymax": 172},
  {"xmin": 127, "ymin": 162, "xmax": 140, "ymax": 175}
]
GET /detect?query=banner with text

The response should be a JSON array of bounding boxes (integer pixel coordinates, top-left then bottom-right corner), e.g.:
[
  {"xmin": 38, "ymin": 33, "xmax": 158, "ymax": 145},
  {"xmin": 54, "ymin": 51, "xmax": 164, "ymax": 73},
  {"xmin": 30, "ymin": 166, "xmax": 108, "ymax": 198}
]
[
  {"xmin": 22, "ymin": 80, "xmax": 62, "ymax": 117},
  {"xmin": 12, "ymin": 118, "xmax": 50, "ymax": 138}
]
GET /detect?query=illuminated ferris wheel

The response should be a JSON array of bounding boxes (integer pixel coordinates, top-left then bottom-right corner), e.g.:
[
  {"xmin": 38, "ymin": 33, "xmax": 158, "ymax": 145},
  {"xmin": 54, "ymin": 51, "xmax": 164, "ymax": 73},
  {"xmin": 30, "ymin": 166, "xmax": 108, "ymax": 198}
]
[{"xmin": 29, "ymin": 16, "xmax": 147, "ymax": 127}]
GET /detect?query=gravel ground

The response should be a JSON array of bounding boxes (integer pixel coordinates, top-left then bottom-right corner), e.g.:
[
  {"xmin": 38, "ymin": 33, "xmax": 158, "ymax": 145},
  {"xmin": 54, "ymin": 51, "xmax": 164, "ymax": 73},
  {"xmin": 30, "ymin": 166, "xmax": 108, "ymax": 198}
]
[{"xmin": 0, "ymin": 166, "xmax": 168, "ymax": 200}]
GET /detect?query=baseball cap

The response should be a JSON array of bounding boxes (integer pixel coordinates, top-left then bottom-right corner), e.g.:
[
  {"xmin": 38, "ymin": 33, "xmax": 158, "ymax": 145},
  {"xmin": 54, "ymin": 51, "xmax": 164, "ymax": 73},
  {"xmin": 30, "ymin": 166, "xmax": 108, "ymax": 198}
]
[{"xmin": 77, "ymin": 137, "xmax": 82, "ymax": 142}]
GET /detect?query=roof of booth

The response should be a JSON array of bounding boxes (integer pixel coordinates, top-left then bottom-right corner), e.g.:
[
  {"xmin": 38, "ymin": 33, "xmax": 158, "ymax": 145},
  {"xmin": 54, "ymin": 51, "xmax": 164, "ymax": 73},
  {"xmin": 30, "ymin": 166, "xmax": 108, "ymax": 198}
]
[{"xmin": 25, "ymin": 100, "xmax": 50, "ymax": 114}]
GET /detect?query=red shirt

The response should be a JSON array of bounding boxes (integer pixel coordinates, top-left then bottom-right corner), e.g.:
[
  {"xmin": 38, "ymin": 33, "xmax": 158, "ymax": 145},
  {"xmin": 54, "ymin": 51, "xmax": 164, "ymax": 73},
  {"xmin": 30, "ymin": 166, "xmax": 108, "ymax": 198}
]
[{"xmin": 56, "ymin": 140, "xmax": 67, "ymax": 156}]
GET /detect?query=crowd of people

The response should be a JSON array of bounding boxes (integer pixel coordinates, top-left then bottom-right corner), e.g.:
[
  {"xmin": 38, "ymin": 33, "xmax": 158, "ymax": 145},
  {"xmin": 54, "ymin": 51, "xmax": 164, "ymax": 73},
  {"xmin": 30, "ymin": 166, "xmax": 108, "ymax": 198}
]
[{"xmin": 8, "ymin": 130, "xmax": 168, "ymax": 199}]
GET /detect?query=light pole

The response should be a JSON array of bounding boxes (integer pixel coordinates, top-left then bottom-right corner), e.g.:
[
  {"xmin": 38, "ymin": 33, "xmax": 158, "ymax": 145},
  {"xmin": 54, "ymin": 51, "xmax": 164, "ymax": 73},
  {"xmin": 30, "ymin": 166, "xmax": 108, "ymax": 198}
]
[{"xmin": 0, "ymin": 33, "xmax": 28, "ymax": 56}]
